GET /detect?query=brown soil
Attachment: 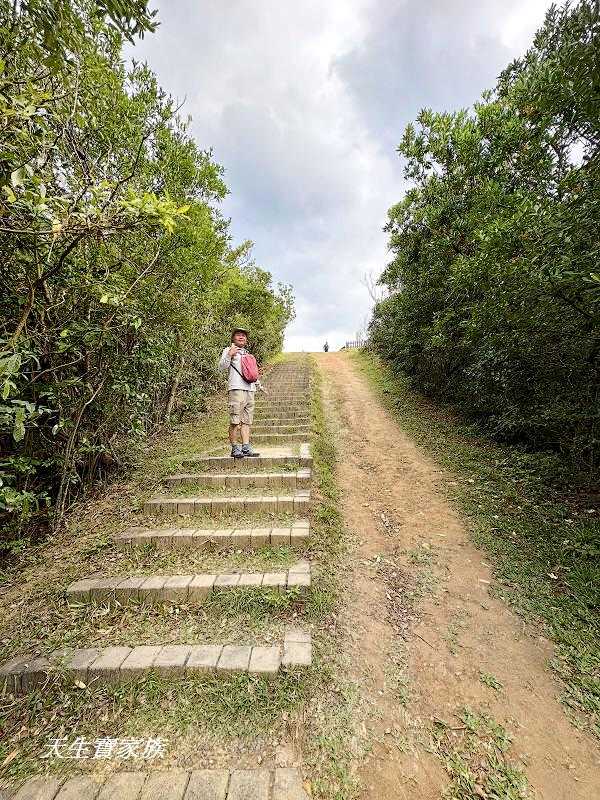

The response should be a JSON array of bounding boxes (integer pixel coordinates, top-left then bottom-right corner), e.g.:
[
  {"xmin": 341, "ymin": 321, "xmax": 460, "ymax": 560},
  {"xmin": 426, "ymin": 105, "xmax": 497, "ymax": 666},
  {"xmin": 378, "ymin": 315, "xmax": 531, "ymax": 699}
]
[{"xmin": 316, "ymin": 352, "xmax": 600, "ymax": 800}]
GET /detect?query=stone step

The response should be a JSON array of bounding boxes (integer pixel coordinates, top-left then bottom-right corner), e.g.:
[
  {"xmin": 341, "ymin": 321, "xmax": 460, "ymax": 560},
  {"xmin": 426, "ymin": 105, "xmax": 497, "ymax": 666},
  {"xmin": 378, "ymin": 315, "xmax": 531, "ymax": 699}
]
[
  {"xmin": 258, "ymin": 395, "xmax": 306, "ymax": 402},
  {"xmin": 143, "ymin": 491, "xmax": 310, "ymax": 517},
  {"xmin": 265, "ymin": 379, "xmax": 309, "ymax": 384},
  {"xmin": 260, "ymin": 397, "xmax": 308, "ymax": 402},
  {"xmin": 254, "ymin": 417, "xmax": 310, "ymax": 425},
  {"xmin": 251, "ymin": 434, "xmax": 308, "ymax": 445},
  {"xmin": 163, "ymin": 469, "xmax": 311, "ymax": 489},
  {"xmin": 252, "ymin": 423, "xmax": 310, "ymax": 430},
  {"xmin": 263, "ymin": 385, "xmax": 309, "ymax": 390},
  {"xmin": 254, "ymin": 418, "xmax": 312, "ymax": 425},
  {"xmin": 6, "ymin": 767, "xmax": 310, "ymax": 800},
  {"xmin": 252, "ymin": 425, "xmax": 310, "ymax": 435},
  {"xmin": 263, "ymin": 378, "xmax": 309, "ymax": 383},
  {"xmin": 183, "ymin": 442, "xmax": 312, "ymax": 472},
  {"xmin": 253, "ymin": 422, "xmax": 310, "ymax": 430},
  {"xmin": 1, "ymin": 629, "xmax": 312, "ymax": 694},
  {"xmin": 254, "ymin": 407, "xmax": 307, "ymax": 415},
  {"xmin": 259, "ymin": 383, "xmax": 311, "ymax": 395},
  {"xmin": 254, "ymin": 409, "xmax": 307, "ymax": 417},
  {"xmin": 116, "ymin": 520, "xmax": 310, "ymax": 550},
  {"xmin": 255, "ymin": 397, "xmax": 306, "ymax": 404},
  {"xmin": 67, "ymin": 561, "xmax": 311, "ymax": 604},
  {"xmin": 254, "ymin": 410, "xmax": 309, "ymax": 419}
]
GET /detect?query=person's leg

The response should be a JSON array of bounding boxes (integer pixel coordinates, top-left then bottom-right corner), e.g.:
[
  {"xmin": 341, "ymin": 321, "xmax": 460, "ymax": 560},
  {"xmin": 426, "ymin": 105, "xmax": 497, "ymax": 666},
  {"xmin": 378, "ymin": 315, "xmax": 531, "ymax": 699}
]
[
  {"xmin": 240, "ymin": 423, "xmax": 250, "ymax": 445},
  {"xmin": 228, "ymin": 391, "xmax": 244, "ymax": 457},
  {"xmin": 241, "ymin": 391, "xmax": 259, "ymax": 456}
]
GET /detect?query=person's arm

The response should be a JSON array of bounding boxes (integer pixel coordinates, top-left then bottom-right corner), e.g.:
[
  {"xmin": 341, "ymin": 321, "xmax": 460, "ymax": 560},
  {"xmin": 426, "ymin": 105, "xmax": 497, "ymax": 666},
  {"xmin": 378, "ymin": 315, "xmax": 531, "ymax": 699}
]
[
  {"xmin": 218, "ymin": 344, "xmax": 239, "ymax": 372},
  {"xmin": 218, "ymin": 347, "xmax": 232, "ymax": 372}
]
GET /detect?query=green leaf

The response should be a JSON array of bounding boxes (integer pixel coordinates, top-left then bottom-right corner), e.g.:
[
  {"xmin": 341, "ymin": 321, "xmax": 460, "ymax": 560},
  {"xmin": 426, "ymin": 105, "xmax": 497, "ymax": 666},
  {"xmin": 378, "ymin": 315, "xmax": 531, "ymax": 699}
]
[
  {"xmin": 10, "ymin": 167, "xmax": 25, "ymax": 187},
  {"xmin": 2, "ymin": 185, "xmax": 16, "ymax": 203},
  {"xmin": 2, "ymin": 379, "xmax": 13, "ymax": 400},
  {"xmin": 13, "ymin": 407, "xmax": 26, "ymax": 442}
]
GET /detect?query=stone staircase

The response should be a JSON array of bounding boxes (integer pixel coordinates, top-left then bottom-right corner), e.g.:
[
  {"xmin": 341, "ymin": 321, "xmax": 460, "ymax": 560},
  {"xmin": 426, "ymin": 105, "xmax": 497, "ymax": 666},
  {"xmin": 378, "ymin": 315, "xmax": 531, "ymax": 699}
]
[{"xmin": 1, "ymin": 358, "xmax": 314, "ymax": 800}]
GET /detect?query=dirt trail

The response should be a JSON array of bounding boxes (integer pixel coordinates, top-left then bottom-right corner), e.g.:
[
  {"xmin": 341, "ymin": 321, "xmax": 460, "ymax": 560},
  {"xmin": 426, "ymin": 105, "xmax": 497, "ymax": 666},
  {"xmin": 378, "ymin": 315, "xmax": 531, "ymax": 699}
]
[{"xmin": 316, "ymin": 352, "xmax": 600, "ymax": 800}]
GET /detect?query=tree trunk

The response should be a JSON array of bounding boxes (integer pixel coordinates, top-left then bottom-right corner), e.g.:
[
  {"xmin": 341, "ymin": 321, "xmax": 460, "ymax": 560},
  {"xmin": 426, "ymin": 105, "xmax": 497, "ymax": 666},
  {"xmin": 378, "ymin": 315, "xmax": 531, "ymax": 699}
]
[{"xmin": 164, "ymin": 354, "xmax": 185, "ymax": 423}]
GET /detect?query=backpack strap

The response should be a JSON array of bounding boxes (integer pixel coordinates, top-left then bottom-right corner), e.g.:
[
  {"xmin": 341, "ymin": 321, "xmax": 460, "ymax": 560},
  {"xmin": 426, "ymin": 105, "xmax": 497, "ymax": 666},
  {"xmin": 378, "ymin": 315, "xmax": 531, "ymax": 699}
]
[{"xmin": 229, "ymin": 357, "xmax": 253, "ymax": 386}]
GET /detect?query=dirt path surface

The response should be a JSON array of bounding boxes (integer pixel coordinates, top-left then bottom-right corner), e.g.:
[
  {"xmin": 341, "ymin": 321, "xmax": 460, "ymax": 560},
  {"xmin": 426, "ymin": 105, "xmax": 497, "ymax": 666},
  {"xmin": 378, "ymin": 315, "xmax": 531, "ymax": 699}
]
[{"xmin": 316, "ymin": 352, "xmax": 600, "ymax": 800}]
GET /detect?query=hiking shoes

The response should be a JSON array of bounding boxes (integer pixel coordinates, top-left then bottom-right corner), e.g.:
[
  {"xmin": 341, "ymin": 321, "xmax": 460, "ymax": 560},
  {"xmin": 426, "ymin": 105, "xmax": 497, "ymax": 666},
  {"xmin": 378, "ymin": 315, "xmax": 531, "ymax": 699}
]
[
  {"xmin": 231, "ymin": 444, "xmax": 244, "ymax": 459},
  {"xmin": 241, "ymin": 444, "xmax": 260, "ymax": 457}
]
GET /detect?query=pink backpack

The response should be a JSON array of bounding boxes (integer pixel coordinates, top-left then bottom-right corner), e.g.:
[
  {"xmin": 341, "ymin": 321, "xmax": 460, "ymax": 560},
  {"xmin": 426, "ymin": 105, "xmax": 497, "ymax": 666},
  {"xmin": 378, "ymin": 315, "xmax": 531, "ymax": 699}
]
[
  {"xmin": 240, "ymin": 352, "xmax": 259, "ymax": 382},
  {"xmin": 230, "ymin": 352, "xmax": 259, "ymax": 384}
]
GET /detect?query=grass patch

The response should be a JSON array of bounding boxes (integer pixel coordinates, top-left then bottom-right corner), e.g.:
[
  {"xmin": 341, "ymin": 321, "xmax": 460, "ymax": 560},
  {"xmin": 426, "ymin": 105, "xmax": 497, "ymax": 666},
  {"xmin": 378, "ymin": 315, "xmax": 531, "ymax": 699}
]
[
  {"xmin": 4, "ymin": 586, "xmax": 301, "ymax": 659},
  {"xmin": 353, "ymin": 350, "xmax": 600, "ymax": 737},
  {"xmin": 0, "ymin": 669, "xmax": 317, "ymax": 785},
  {"xmin": 203, "ymin": 586, "xmax": 305, "ymax": 616},
  {"xmin": 432, "ymin": 708, "xmax": 530, "ymax": 800},
  {"xmin": 479, "ymin": 671, "xmax": 504, "ymax": 692},
  {"xmin": 138, "ymin": 510, "xmax": 301, "ymax": 526},
  {"xmin": 112, "ymin": 544, "xmax": 303, "ymax": 576},
  {"xmin": 444, "ymin": 608, "xmax": 471, "ymax": 657}
]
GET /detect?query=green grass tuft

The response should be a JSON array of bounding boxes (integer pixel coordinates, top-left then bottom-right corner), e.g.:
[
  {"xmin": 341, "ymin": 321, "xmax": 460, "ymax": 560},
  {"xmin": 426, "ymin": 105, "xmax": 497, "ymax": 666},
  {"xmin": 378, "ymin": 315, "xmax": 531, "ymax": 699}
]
[{"xmin": 432, "ymin": 708, "xmax": 530, "ymax": 800}]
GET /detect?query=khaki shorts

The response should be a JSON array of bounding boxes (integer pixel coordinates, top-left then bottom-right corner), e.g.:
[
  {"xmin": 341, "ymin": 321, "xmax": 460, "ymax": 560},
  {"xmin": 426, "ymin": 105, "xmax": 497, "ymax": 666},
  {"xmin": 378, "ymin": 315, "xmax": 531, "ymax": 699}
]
[{"xmin": 228, "ymin": 389, "xmax": 255, "ymax": 425}]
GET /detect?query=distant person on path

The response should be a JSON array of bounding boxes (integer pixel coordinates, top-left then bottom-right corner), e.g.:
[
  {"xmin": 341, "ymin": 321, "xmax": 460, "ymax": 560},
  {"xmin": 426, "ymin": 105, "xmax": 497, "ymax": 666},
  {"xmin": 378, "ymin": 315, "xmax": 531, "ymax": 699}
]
[
  {"xmin": 323, "ymin": 341, "xmax": 329, "ymax": 352},
  {"xmin": 218, "ymin": 328, "xmax": 260, "ymax": 459}
]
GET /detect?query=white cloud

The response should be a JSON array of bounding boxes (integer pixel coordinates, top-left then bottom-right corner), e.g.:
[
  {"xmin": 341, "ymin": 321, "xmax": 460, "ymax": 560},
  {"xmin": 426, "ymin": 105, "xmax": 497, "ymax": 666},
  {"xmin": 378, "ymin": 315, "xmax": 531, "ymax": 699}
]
[
  {"xmin": 128, "ymin": 0, "xmax": 554, "ymax": 352},
  {"xmin": 499, "ymin": 0, "xmax": 555, "ymax": 49}
]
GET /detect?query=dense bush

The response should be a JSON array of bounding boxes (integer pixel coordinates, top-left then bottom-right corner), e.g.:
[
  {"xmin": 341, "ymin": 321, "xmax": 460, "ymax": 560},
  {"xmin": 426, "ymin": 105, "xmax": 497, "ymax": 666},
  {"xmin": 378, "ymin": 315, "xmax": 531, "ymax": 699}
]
[
  {"xmin": 0, "ymin": 1, "xmax": 293, "ymax": 545},
  {"xmin": 371, "ymin": 0, "xmax": 599, "ymax": 472}
]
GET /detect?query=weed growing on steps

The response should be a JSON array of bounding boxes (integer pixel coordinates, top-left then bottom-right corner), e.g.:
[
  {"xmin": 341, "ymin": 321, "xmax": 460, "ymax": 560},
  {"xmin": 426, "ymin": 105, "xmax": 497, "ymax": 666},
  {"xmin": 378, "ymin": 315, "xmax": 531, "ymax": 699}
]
[
  {"xmin": 0, "ymin": 670, "xmax": 316, "ymax": 785},
  {"xmin": 353, "ymin": 350, "xmax": 600, "ymax": 738},
  {"xmin": 431, "ymin": 708, "xmax": 529, "ymax": 800},
  {"xmin": 117, "ymin": 544, "xmax": 301, "ymax": 575}
]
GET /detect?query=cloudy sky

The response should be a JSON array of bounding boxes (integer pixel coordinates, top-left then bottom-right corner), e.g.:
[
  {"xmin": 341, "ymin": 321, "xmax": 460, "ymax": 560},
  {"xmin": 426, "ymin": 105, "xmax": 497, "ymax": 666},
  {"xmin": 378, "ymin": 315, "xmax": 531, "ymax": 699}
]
[{"xmin": 128, "ymin": 0, "xmax": 553, "ymax": 351}]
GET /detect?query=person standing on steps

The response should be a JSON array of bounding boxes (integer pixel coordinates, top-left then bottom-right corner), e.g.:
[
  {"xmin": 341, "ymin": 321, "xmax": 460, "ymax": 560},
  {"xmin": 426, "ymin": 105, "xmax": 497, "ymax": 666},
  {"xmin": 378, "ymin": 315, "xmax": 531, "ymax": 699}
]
[{"xmin": 218, "ymin": 328, "xmax": 261, "ymax": 459}]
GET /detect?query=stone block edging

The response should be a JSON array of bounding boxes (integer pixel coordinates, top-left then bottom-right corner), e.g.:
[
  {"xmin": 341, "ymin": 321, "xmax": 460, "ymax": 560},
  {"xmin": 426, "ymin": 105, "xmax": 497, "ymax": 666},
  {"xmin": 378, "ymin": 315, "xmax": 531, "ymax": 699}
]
[
  {"xmin": 66, "ymin": 561, "xmax": 312, "ymax": 604},
  {"xmin": 5, "ymin": 766, "xmax": 310, "ymax": 800},
  {"xmin": 115, "ymin": 521, "xmax": 310, "ymax": 551},
  {"xmin": 0, "ymin": 629, "xmax": 313, "ymax": 694}
]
